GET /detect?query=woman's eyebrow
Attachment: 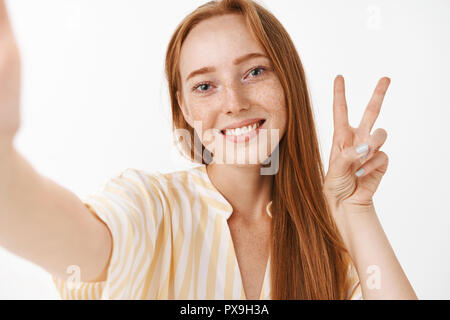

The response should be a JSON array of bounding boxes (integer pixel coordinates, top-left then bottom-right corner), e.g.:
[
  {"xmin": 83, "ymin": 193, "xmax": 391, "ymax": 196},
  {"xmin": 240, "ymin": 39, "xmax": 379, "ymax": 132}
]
[
  {"xmin": 185, "ymin": 52, "xmax": 268, "ymax": 82},
  {"xmin": 233, "ymin": 52, "xmax": 267, "ymax": 65}
]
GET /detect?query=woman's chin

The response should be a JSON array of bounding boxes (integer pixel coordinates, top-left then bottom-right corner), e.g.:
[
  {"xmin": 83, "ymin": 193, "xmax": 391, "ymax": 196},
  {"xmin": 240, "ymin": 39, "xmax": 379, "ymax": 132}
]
[{"xmin": 208, "ymin": 147, "xmax": 272, "ymax": 166}]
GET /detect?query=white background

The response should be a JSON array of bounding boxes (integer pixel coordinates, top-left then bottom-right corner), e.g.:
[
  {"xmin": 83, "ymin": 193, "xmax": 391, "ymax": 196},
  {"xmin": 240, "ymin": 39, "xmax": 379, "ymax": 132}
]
[{"xmin": 0, "ymin": 0, "xmax": 449, "ymax": 299}]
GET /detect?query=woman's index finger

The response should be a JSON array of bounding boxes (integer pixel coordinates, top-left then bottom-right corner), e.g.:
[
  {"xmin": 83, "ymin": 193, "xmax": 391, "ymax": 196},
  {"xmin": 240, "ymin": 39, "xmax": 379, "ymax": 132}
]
[
  {"xmin": 333, "ymin": 75, "xmax": 349, "ymax": 132},
  {"xmin": 358, "ymin": 77, "xmax": 391, "ymax": 134}
]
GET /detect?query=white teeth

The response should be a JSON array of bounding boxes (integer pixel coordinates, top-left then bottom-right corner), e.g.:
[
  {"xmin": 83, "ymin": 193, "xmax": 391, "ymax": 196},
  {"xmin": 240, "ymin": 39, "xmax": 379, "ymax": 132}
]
[{"xmin": 224, "ymin": 121, "xmax": 261, "ymax": 136}]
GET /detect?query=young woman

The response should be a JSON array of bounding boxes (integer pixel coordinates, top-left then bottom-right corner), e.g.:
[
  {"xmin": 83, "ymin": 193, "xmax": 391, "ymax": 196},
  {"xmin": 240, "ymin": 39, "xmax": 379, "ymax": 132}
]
[{"xmin": 0, "ymin": 0, "xmax": 417, "ymax": 299}]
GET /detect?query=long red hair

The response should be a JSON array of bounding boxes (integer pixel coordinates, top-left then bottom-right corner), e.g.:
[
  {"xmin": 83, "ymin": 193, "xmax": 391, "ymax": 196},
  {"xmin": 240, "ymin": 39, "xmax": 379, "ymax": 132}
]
[{"xmin": 164, "ymin": 0, "xmax": 355, "ymax": 299}]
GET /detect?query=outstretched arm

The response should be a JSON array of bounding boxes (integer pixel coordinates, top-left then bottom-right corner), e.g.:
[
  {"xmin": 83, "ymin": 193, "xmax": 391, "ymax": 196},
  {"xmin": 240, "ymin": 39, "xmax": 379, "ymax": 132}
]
[{"xmin": 0, "ymin": 0, "xmax": 111, "ymax": 283}]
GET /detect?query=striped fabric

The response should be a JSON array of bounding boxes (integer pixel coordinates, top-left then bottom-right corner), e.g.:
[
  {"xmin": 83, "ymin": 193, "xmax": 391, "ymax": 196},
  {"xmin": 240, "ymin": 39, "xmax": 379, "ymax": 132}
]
[{"xmin": 51, "ymin": 164, "xmax": 362, "ymax": 300}]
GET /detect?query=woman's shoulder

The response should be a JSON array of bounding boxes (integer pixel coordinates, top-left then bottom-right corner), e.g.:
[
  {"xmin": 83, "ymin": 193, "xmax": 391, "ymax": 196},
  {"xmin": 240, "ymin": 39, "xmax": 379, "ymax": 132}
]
[
  {"xmin": 85, "ymin": 165, "xmax": 208, "ymax": 221},
  {"xmin": 112, "ymin": 165, "xmax": 206, "ymax": 196}
]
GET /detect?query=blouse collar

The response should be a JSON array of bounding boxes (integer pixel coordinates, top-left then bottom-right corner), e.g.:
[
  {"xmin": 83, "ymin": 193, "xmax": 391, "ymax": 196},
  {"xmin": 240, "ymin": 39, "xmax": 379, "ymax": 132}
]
[{"xmin": 195, "ymin": 164, "xmax": 273, "ymax": 219}]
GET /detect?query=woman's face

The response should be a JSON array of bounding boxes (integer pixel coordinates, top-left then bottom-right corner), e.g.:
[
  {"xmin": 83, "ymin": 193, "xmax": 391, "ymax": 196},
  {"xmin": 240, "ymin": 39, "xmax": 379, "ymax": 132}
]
[{"xmin": 177, "ymin": 13, "xmax": 287, "ymax": 165}]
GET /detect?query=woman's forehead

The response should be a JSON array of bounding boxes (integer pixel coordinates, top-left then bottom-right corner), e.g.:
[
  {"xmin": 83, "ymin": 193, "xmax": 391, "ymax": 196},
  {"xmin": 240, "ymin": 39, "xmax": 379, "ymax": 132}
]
[{"xmin": 179, "ymin": 14, "xmax": 266, "ymax": 80}]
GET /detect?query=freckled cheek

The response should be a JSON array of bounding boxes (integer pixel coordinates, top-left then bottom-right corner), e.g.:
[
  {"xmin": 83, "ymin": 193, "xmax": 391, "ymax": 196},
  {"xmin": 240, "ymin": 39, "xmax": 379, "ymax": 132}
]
[
  {"xmin": 253, "ymin": 82, "xmax": 287, "ymax": 131},
  {"xmin": 185, "ymin": 103, "xmax": 218, "ymax": 144},
  {"xmin": 189, "ymin": 107, "xmax": 215, "ymax": 127}
]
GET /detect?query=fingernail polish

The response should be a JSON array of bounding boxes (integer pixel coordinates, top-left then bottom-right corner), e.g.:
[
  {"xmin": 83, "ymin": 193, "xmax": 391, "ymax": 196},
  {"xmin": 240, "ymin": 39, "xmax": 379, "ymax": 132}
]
[
  {"xmin": 355, "ymin": 168, "xmax": 365, "ymax": 177},
  {"xmin": 356, "ymin": 143, "xmax": 369, "ymax": 155}
]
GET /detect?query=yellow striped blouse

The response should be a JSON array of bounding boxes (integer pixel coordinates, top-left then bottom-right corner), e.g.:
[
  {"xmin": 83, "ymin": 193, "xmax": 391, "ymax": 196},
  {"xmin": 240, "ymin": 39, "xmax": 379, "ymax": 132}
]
[{"xmin": 52, "ymin": 164, "xmax": 362, "ymax": 300}]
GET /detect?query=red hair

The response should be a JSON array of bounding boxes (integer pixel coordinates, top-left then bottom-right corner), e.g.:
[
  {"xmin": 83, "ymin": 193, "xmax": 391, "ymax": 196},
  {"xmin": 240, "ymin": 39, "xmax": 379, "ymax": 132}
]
[{"xmin": 165, "ymin": 0, "xmax": 355, "ymax": 299}]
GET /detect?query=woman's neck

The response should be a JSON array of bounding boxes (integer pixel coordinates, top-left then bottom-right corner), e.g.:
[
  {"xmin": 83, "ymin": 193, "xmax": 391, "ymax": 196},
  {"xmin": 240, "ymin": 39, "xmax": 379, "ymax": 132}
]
[{"xmin": 206, "ymin": 163, "xmax": 273, "ymax": 223}]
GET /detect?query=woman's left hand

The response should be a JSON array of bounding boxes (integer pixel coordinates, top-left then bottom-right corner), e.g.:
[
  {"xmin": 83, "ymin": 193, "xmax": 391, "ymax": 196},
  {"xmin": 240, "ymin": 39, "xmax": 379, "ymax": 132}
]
[{"xmin": 323, "ymin": 75, "xmax": 391, "ymax": 214}]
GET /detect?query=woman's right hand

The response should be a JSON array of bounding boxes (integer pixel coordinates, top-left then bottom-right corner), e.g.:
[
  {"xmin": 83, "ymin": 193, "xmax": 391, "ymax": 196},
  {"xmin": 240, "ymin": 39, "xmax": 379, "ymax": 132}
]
[{"xmin": 0, "ymin": 0, "xmax": 21, "ymax": 146}]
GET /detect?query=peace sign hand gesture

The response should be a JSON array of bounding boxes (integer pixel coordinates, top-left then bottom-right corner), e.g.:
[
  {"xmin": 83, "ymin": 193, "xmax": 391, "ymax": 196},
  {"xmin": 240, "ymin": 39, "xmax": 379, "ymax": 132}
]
[{"xmin": 323, "ymin": 76, "xmax": 391, "ymax": 214}]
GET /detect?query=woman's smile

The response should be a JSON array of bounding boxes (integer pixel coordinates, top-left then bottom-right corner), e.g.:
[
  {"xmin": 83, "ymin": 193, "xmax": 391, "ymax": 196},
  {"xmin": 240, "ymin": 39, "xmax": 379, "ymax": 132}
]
[{"xmin": 220, "ymin": 118, "xmax": 266, "ymax": 143}]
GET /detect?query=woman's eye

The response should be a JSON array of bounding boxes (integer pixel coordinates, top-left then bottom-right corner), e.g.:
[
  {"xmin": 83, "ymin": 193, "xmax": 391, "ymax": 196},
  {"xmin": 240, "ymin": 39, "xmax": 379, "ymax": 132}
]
[
  {"xmin": 248, "ymin": 67, "xmax": 266, "ymax": 78},
  {"xmin": 192, "ymin": 67, "xmax": 267, "ymax": 94},
  {"xmin": 193, "ymin": 82, "xmax": 212, "ymax": 93}
]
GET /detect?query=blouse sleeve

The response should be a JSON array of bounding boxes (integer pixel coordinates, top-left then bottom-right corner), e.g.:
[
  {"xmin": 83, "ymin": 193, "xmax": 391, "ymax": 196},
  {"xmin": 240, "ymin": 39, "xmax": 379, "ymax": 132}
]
[
  {"xmin": 346, "ymin": 262, "xmax": 363, "ymax": 300},
  {"xmin": 51, "ymin": 168, "xmax": 165, "ymax": 299}
]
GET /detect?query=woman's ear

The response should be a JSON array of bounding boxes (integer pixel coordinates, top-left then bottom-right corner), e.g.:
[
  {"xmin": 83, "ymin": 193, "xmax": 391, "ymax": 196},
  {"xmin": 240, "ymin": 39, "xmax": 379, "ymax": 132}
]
[{"xmin": 177, "ymin": 91, "xmax": 193, "ymax": 127}]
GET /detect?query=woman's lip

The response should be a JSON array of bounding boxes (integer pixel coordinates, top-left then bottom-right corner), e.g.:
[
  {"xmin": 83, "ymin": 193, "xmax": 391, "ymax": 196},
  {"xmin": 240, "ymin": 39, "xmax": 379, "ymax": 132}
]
[
  {"xmin": 220, "ymin": 119, "xmax": 266, "ymax": 136},
  {"xmin": 221, "ymin": 119, "xmax": 266, "ymax": 143},
  {"xmin": 220, "ymin": 118, "xmax": 265, "ymax": 131}
]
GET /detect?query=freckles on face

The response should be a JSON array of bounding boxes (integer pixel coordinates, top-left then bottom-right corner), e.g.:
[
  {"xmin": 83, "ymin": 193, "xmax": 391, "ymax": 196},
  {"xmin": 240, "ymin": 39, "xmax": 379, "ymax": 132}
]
[
  {"xmin": 185, "ymin": 74, "xmax": 287, "ymax": 155},
  {"xmin": 250, "ymin": 76, "xmax": 287, "ymax": 134},
  {"xmin": 178, "ymin": 13, "xmax": 287, "ymax": 149}
]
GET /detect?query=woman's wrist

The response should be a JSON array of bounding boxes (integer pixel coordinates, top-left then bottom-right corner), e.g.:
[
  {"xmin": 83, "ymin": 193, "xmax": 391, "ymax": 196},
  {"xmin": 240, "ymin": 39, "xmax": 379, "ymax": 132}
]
[
  {"xmin": 330, "ymin": 201, "xmax": 379, "ymax": 257},
  {"xmin": 331, "ymin": 203, "xmax": 418, "ymax": 299}
]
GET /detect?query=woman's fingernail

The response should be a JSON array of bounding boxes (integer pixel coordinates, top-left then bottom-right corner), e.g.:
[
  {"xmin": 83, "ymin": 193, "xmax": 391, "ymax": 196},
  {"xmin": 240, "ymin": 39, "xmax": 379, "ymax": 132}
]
[
  {"xmin": 356, "ymin": 143, "xmax": 369, "ymax": 155},
  {"xmin": 355, "ymin": 168, "xmax": 365, "ymax": 177}
]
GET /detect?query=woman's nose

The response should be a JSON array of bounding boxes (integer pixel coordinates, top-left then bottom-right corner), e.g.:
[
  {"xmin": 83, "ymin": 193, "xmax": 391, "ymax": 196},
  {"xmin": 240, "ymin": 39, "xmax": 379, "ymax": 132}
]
[{"xmin": 221, "ymin": 85, "xmax": 250, "ymax": 115}]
